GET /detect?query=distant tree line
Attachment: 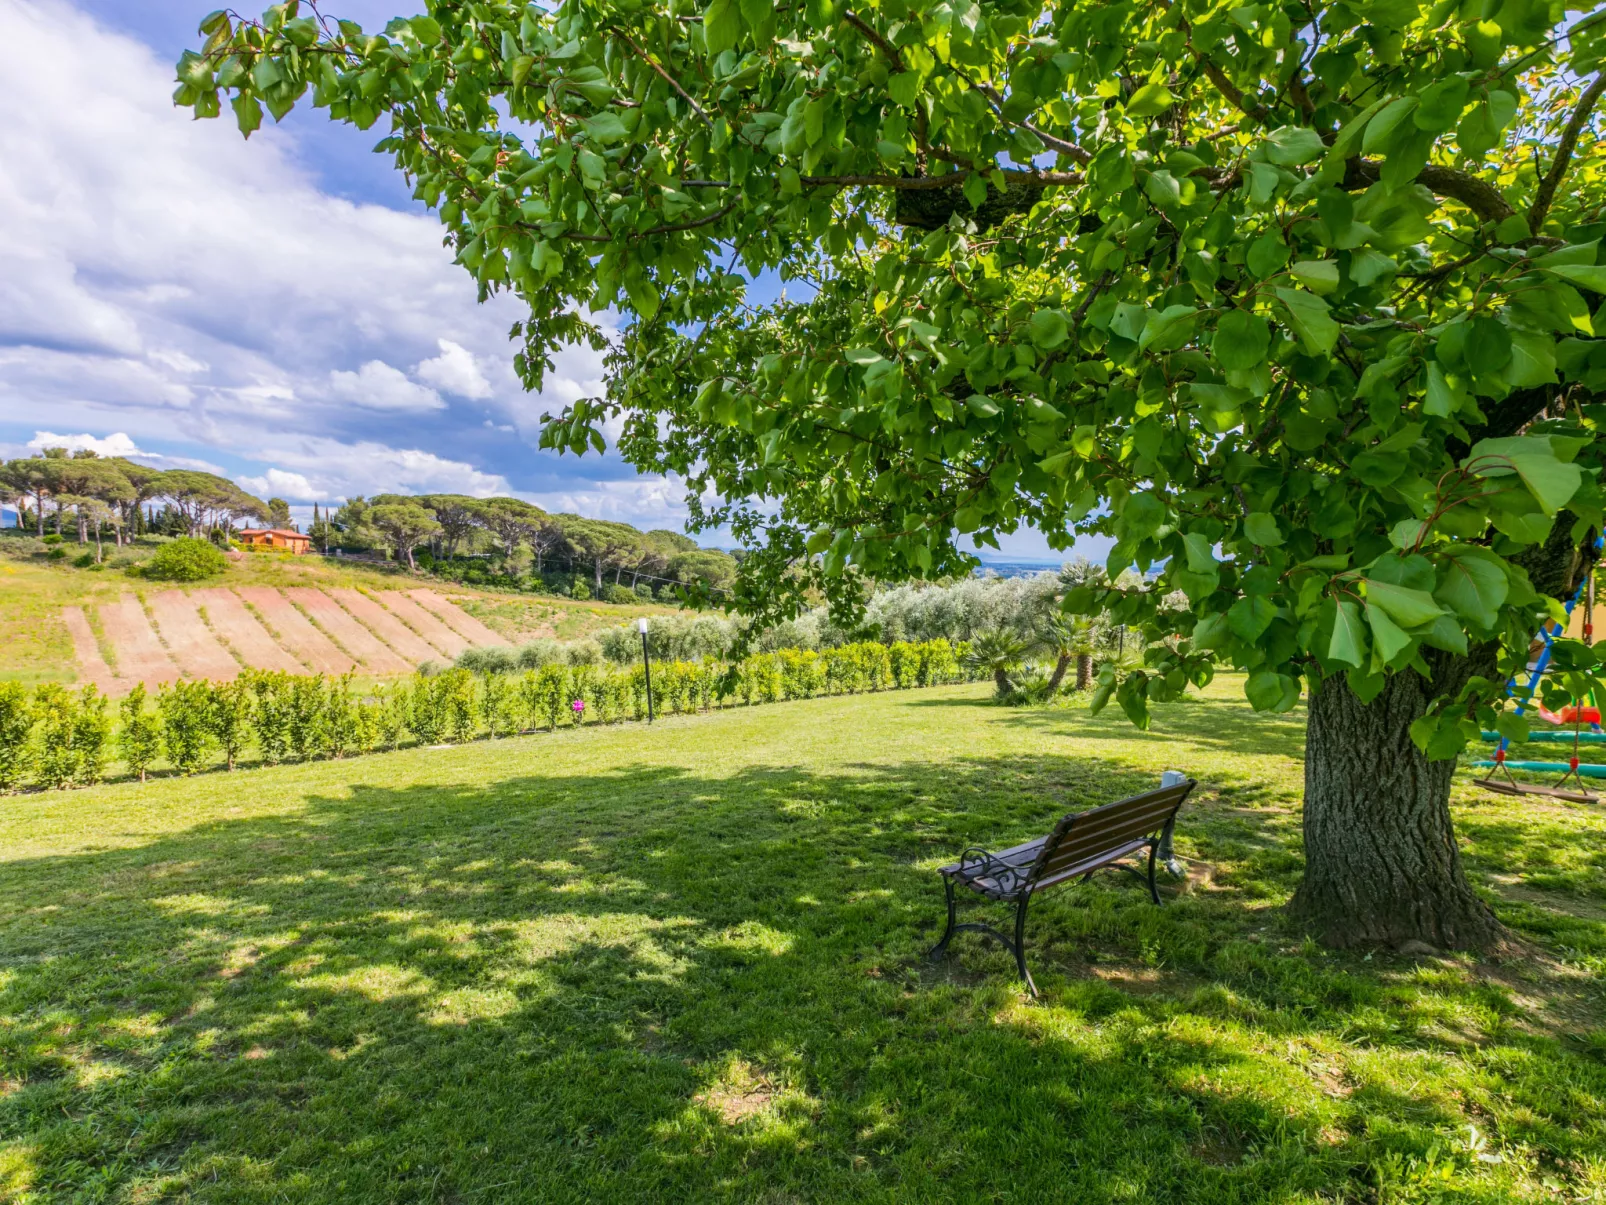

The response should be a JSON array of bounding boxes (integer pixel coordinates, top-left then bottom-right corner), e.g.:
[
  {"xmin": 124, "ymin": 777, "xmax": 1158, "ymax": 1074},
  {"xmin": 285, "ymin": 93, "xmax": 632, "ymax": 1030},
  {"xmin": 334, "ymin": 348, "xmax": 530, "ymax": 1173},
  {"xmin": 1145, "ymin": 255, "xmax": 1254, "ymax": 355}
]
[
  {"xmin": 0, "ymin": 449, "xmax": 269, "ymax": 561},
  {"xmin": 314, "ymin": 493, "xmax": 738, "ymax": 600}
]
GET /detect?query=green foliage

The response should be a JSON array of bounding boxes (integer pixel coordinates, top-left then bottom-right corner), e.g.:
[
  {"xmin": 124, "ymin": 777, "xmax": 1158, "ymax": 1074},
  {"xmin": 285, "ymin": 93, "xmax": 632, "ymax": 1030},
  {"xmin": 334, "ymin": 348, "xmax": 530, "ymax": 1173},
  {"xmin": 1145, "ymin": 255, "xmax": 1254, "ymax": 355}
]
[
  {"xmin": 176, "ymin": 0, "xmax": 1606, "ymax": 762},
  {"xmin": 118, "ymin": 684, "xmax": 162, "ymax": 782},
  {"xmin": 323, "ymin": 675, "xmax": 363, "ymax": 759},
  {"xmin": 480, "ymin": 671, "xmax": 515, "ymax": 737},
  {"xmin": 440, "ymin": 669, "xmax": 479, "ymax": 743},
  {"xmin": 158, "ymin": 680, "xmax": 215, "ymax": 774},
  {"xmin": 71, "ymin": 686, "xmax": 111, "ymax": 786},
  {"xmin": 287, "ymin": 675, "xmax": 328, "ymax": 761},
  {"xmin": 251, "ymin": 671, "xmax": 292, "ymax": 764},
  {"xmin": 32, "ymin": 684, "xmax": 81, "ymax": 789},
  {"xmin": 374, "ymin": 683, "xmax": 411, "ymax": 750},
  {"xmin": 208, "ymin": 678, "xmax": 254, "ymax": 769},
  {"xmin": 0, "ymin": 682, "xmax": 32, "ymax": 789},
  {"xmin": 411, "ymin": 674, "xmax": 448, "ymax": 745},
  {"xmin": 526, "ymin": 664, "xmax": 570, "ymax": 731},
  {"xmin": 144, "ymin": 536, "xmax": 227, "ymax": 581}
]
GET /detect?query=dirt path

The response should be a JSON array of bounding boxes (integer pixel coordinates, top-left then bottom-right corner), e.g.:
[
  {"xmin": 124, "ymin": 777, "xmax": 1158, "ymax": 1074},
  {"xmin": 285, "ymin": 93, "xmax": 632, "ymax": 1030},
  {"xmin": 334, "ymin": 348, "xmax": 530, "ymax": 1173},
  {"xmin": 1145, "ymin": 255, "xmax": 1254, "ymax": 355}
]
[
  {"xmin": 190, "ymin": 588, "xmax": 306, "ymax": 674},
  {"xmin": 374, "ymin": 590, "xmax": 468, "ymax": 656},
  {"xmin": 61, "ymin": 606, "xmax": 120, "ymax": 694},
  {"xmin": 98, "ymin": 593, "xmax": 181, "ymax": 687},
  {"xmin": 235, "ymin": 587, "xmax": 354, "ymax": 675},
  {"xmin": 325, "ymin": 588, "xmax": 439, "ymax": 665},
  {"xmin": 285, "ymin": 588, "xmax": 414, "ymax": 676},
  {"xmin": 148, "ymin": 591, "xmax": 240, "ymax": 682},
  {"xmin": 409, "ymin": 589, "xmax": 504, "ymax": 647}
]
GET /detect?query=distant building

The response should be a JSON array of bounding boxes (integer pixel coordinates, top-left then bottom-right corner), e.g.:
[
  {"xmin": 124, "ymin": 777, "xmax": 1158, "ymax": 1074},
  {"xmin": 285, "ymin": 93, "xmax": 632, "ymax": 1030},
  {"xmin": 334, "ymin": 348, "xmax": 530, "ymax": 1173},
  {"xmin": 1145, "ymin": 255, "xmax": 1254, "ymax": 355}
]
[{"xmin": 238, "ymin": 528, "xmax": 312, "ymax": 555}]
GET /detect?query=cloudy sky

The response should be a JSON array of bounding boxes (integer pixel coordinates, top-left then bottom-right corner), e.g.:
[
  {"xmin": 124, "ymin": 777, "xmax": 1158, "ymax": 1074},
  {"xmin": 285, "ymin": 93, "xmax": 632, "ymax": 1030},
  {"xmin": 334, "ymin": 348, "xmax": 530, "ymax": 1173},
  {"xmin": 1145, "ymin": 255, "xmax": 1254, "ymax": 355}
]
[{"xmin": 0, "ymin": 0, "xmax": 1071, "ymax": 560}]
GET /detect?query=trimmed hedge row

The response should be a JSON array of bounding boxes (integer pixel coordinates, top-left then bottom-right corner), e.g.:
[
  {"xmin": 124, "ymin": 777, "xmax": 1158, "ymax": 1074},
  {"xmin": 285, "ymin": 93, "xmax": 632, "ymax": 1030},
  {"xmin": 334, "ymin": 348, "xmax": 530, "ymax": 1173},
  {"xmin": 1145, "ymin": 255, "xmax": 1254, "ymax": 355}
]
[{"xmin": 0, "ymin": 639, "xmax": 976, "ymax": 790}]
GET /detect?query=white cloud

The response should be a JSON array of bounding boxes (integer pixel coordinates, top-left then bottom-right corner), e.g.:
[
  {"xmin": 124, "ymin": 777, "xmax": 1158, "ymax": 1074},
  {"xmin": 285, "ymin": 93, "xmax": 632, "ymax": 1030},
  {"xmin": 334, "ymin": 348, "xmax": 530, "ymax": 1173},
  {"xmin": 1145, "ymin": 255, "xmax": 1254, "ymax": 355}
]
[
  {"xmin": 416, "ymin": 339, "xmax": 492, "ymax": 399},
  {"xmin": 245, "ymin": 436, "xmax": 512, "ymax": 502},
  {"xmin": 327, "ymin": 360, "xmax": 444, "ymax": 412},
  {"xmin": 238, "ymin": 468, "xmax": 317, "ymax": 500},
  {"xmin": 23, "ymin": 429, "xmax": 223, "ymax": 472},
  {"xmin": 28, "ymin": 430, "xmax": 142, "ymax": 457}
]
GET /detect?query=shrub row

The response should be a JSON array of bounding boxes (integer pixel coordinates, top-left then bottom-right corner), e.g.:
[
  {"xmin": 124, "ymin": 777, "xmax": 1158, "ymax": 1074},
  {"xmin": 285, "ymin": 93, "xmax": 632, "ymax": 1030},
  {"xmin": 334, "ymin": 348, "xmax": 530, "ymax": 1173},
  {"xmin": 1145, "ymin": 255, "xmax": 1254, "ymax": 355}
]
[{"xmin": 0, "ymin": 640, "xmax": 976, "ymax": 790}]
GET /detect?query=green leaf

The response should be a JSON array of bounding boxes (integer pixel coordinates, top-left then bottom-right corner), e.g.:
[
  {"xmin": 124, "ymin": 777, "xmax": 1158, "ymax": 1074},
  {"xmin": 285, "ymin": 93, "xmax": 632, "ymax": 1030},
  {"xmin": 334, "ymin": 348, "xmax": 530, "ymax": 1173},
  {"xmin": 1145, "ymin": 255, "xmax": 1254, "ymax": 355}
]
[
  {"xmin": 1028, "ymin": 309, "xmax": 1069, "ymax": 350},
  {"xmin": 1506, "ymin": 331, "xmax": 1557, "ymax": 387},
  {"xmin": 1263, "ymin": 125, "xmax": 1326, "ymax": 165},
  {"xmin": 1424, "ymin": 361, "xmax": 1465, "ymax": 417},
  {"xmin": 1273, "ymin": 287, "xmax": 1340, "ymax": 354},
  {"xmin": 1212, "ymin": 309, "xmax": 1271, "ymax": 371},
  {"xmin": 1246, "ymin": 234, "xmax": 1289, "ymax": 278},
  {"xmin": 1290, "ymin": 260, "xmax": 1340, "ymax": 294},
  {"xmin": 844, "ymin": 347, "xmax": 884, "ymax": 366},
  {"xmin": 704, "ymin": 0, "xmax": 741, "ymax": 57},
  {"xmin": 1245, "ymin": 670, "xmax": 1300, "ymax": 712},
  {"xmin": 1388, "ymin": 518, "xmax": 1428, "ymax": 550},
  {"xmin": 1468, "ymin": 436, "xmax": 1584, "ymax": 512},
  {"xmin": 1365, "ymin": 601, "xmax": 1412, "ymax": 663},
  {"xmin": 1243, "ymin": 512, "xmax": 1283, "ymax": 546},
  {"xmin": 581, "ymin": 112, "xmax": 629, "ymax": 143},
  {"xmin": 1138, "ymin": 304, "xmax": 1196, "ymax": 352},
  {"xmin": 887, "ymin": 72, "xmax": 919, "ymax": 107},
  {"xmin": 966, "ymin": 393, "xmax": 1000, "ymax": 418},
  {"xmin": 1544, "ymin": 264, "xmax": 1606, "ymax": 294},
  {"xmin": 1328, "ymin": 600, "xmax": 1368, "ymax": 667},
  {"xmin": 1362, "ymin": 96, "xmax": 1418, "ymax": 155},
  {"xmin": 1227, "ymin": 596, "xmax": 1277, "ymax": 642},
  {"xmin": 1364, "ymin": 579, "xmax": 1445, "ymax": 628},
  {"xmin": 1126, "ymin": 82, "xmax": 1174, "ymax": 117},
  {"xmin": 1183, "ymin": 531, "xmax": 1217, "ymax": 573},
  {"xmin": 232, "ymin": 92, "xmax": 263, "ymax": 137}
]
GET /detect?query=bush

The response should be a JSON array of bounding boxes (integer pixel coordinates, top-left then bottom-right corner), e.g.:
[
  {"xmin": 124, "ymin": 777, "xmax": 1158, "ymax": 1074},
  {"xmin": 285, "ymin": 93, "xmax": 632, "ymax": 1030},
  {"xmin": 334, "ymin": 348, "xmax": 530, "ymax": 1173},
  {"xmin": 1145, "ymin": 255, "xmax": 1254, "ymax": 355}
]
[
  {"xmin": 159, "ymin": 680, "xmax": 215, "ymax": 773},
  {"xmin": 523, "ymin": 664, "xmax": 568, "ymax": 730},
  {"xmin": 208, "ymin": 678, "xmax": 253, "ymax": 770},
  {"xmin": 144, "ymin": 537, "xmax": 227, "ymax": 582},
  {"xmin": 570, "ymin": 578, "xmax": 591, "ymax": 601},
  {"xmin": 73, "ymin": 552, "xmax": 95, "ymax": 568},
  {"xmin": 41, "ymin": 533, "xmax": 62, "ymax": 545},
  {"xmin": 31, "ymin": 685, "xmax": 80, "ymax": 789},
  {"xmin": 72, "ymin": 686, "xmax": 111, "ymax": 785},
  {"xmin": 0, "ymin": 682, "xmax": 33, "ymax": 789},
  {"xmin": 119, "ymin": 684, "xmax": 161, "ymax": 781},
  {"xmin": 605, "ymin": 584, "xmax": 636, "ymax": 605},
  {"xmin": 287, "ymin": 676, "xmax": 328, "ymax": 760},
  {"xmin": 251, "ymin": 671, "xmax": 292, "ymax": 764}
]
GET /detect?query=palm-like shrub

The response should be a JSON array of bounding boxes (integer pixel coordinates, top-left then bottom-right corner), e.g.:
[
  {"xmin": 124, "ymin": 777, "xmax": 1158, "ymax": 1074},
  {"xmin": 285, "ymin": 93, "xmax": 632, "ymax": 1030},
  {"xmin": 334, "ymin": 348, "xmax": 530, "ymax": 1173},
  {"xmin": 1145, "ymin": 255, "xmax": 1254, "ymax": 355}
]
[{"xmin": 964, "ymin": 630, "xmax": 1030, "ymax": 699}]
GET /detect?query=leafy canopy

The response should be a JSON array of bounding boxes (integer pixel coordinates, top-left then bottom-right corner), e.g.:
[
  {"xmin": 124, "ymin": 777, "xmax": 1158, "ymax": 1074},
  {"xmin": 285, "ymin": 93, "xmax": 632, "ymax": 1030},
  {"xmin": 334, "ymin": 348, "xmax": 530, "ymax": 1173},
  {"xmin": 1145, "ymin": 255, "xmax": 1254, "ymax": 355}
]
[{"xmin": 180, "ymin": 0, "xmax": 1606, "ymax": 751}]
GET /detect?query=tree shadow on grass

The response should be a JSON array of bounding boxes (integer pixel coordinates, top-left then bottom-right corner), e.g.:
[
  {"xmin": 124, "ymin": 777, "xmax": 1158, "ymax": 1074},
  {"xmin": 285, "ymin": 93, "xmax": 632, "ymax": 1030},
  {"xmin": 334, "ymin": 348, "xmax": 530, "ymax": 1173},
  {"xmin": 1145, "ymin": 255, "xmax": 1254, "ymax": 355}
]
[{"xmin": 0, "ymin": 750, "xmax": 1601, "ymax": 1202}]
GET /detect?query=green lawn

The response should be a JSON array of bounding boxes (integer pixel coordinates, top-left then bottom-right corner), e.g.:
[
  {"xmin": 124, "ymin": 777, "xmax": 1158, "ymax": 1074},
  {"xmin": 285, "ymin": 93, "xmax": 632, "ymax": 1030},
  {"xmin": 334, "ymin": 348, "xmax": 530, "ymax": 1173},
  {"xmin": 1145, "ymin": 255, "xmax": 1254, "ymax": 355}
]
[{"xmin": 3, "ymin": 679, "xmax": 1604, "ymax": 1202}]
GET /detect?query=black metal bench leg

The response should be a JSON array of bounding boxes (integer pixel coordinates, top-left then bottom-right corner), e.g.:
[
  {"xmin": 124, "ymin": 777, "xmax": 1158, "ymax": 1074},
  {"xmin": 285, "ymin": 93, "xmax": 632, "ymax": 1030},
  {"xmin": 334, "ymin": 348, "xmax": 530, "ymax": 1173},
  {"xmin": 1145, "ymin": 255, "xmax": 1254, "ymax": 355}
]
[
  {"xmin": 1146, "ymin": 841, "xmax": 1162, "ymax": 905},
  {"xmin": 1013, "ymin": 895, "xmax": 1037, "ymax": 997},
  {"xmin": 927, "ymin": 876, "xmax": 957, "ymax": 960}
]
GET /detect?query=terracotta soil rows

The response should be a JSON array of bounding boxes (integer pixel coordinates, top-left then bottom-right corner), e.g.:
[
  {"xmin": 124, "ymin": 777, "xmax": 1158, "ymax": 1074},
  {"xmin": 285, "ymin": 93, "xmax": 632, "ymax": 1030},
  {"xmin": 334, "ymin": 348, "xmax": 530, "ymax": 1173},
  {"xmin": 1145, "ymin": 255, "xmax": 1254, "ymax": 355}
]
[
  {"xmin": 325, "ymin": 588, "xmax": 439, "ymax": 665},
  {"xmin": 374, "ymin": 591, "xmax": 469, "ymax": 656},
  {"xmin": 284, "ymin": 588, "xmax": 414, "ymax": 675},
  {"xmin": 190, "ymin": 589, "xmax": 306, "ymax": 674},
  {"xmin": 235, "ymin": 587, "xmax": 354, "ymax": 674},
  {"xmin": 61, "ymin": 606, "xmax": 119, "ymax": 694},
  {"xmin": 98, "ymin": 594, "xmax": 181, "ymax": 686},
  {"xmin": 148, "ymin": 591, "xmax": 241, "ymax": 682},
  {"xmin": 409, "ymin": 589, "xmax": 504, "ymax": 647}
]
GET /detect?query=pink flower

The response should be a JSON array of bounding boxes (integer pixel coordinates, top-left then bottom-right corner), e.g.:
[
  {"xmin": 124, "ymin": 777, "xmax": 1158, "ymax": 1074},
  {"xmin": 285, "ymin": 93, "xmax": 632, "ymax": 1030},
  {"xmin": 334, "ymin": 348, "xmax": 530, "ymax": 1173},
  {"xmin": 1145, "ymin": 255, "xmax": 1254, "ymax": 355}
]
[{"xmin": 571, "ymin": 698, "xmax": 585, "ymax": 714}]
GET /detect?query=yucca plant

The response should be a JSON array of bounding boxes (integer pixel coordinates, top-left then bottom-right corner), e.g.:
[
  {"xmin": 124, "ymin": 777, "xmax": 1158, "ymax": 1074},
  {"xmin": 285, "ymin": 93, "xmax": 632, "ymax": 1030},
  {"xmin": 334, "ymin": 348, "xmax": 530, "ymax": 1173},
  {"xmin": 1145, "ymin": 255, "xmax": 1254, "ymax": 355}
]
[{"xmin": 963, "ymin": 630, "xmax": 1031, "ymax": 700}]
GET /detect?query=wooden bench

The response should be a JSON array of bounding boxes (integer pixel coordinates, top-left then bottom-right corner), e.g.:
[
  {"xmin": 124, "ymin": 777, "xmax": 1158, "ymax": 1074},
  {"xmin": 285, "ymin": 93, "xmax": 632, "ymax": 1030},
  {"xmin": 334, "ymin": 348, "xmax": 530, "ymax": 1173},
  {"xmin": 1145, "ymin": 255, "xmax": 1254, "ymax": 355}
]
[{"xmin": 928, "ymin": 778, "xmax": 1196, "ymax": 995}]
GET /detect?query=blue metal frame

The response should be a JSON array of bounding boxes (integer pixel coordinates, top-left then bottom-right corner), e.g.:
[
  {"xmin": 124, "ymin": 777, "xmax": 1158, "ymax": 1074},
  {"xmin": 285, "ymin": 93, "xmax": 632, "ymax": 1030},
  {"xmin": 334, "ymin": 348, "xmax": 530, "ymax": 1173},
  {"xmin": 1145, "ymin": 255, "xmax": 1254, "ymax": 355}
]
[{"xmin": 1491, "ymin": 536, "xmax": 1605, "ymax": 764}]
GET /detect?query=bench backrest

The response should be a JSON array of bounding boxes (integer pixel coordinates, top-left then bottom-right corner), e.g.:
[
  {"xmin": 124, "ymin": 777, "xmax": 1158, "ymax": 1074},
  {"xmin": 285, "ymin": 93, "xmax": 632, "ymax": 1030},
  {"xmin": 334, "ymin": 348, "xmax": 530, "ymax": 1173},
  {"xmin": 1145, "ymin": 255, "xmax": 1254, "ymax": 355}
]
[{"xmin": 1027, "ymin": 779, "xmax": 1195, "ymax": 888}]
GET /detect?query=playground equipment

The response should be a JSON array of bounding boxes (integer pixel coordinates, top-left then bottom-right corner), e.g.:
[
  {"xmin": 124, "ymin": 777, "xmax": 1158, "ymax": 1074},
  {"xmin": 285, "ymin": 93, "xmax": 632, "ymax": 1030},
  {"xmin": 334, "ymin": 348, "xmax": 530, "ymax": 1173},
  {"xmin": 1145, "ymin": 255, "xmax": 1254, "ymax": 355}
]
[{"xmin": 1472, "ymin": 556, "xmax": 1602, "ymax": 804}]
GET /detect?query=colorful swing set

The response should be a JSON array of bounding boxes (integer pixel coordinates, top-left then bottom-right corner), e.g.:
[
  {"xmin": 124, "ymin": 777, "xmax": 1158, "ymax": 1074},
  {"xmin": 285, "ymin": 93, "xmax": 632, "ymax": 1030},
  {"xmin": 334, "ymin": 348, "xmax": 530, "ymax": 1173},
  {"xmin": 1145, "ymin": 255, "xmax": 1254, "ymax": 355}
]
[{"xmin": 1472, "ymin": 557, "xmax": 1604, "ymax": 804}]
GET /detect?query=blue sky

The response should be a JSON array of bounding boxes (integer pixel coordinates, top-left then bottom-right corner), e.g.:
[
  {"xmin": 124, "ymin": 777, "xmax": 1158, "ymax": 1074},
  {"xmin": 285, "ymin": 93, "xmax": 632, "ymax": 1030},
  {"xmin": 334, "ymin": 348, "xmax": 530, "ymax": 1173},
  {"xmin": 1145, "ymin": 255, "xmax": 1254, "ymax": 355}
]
[{"xmin": 0, "ymin": 0, "xmax": 1080, "ymax": 562}]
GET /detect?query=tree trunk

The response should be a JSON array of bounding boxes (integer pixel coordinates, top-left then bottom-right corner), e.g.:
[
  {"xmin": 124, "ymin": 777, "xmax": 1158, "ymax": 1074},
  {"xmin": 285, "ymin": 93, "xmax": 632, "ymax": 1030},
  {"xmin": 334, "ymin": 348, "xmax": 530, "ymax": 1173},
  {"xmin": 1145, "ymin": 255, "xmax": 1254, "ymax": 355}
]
[
  {"xmin": 1076, "ymin": 654, "xmax": 1092, "ymax": 691},
  {"xmin": 595, "ymin": 558, "xmax": 603, "ymax": 590},
  {"xmin": 993, "ymin": 668, "xmax": 1011, "ymax": 697},
  {"xmin": 1292, "ymin": 669, "xmax": 1503, "ymax": 951},
  {"xmin": 1046, "ymin": 653, "xmax": 1070, "ymax": 692},
  {"xmin": 35, "ymin": 490, "xmax": 44, "ymax": 537}
]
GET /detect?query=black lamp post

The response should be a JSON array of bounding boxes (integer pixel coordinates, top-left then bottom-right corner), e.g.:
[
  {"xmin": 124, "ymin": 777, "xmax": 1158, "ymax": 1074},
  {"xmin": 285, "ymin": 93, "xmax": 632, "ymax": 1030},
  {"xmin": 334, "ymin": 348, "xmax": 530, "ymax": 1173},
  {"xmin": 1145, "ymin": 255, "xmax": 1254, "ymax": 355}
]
[{"xmin": 638, "ymin": 616, "xmax": 654, "ymax": 723}]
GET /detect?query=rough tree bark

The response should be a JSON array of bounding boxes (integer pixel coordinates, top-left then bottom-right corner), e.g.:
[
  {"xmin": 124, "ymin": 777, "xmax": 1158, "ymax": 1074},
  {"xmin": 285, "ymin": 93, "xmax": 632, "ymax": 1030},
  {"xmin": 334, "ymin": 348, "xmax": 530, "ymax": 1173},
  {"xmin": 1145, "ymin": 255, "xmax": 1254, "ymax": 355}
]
[
  {"xmin": 1076, "ymin": 654, "xmax": 1093, "ymax": 692},
  {"xmin": 1292, "ymin": 667, "xmax": 1503, "ymax": 949},
  {"xmin": 1046, "ymin": 653, "xmax": 1071, "ymax": 692},
  {"xmin": 1293, "ymin": 503, "xmax": 1589, "ymax": 951}
]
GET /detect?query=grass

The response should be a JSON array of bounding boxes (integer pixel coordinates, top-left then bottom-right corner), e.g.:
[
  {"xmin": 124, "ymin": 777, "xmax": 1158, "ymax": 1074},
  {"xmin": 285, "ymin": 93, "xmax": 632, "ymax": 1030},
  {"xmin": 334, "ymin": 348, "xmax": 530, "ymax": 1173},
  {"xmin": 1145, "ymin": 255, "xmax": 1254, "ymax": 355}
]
[
  {"xmin": 0, "ymin": 532, "xmax": 677, "ymax": 687},
  {"xmin": 2, "ymin": 676, "xmax": 1604, "ymax": 1202}
]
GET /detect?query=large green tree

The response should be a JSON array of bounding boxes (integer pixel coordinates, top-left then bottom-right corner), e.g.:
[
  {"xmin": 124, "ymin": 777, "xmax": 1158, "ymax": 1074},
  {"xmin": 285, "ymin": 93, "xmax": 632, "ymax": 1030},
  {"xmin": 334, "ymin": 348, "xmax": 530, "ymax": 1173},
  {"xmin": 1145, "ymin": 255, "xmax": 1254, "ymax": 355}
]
[{"xmin": 181, "ymin": 0, "xmax": 1606, "ymax": 948}]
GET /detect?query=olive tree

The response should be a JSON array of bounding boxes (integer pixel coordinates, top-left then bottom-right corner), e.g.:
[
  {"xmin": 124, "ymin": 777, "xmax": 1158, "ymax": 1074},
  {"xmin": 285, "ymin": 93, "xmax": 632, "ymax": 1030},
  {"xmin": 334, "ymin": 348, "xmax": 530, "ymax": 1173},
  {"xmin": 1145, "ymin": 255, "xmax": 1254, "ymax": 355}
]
[{"xmin": 179, "ymin": 0, "xmax": 1606, "ymax": 949}]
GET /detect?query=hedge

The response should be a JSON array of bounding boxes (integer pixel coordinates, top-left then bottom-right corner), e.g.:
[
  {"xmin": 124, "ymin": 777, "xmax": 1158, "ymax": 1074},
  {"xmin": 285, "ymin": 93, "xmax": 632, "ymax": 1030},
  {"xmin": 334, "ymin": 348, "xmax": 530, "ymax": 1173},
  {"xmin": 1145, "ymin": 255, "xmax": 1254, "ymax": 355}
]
[{"xmin": 0, "ymin": 639, "xmax": 977, "ymax": 791}]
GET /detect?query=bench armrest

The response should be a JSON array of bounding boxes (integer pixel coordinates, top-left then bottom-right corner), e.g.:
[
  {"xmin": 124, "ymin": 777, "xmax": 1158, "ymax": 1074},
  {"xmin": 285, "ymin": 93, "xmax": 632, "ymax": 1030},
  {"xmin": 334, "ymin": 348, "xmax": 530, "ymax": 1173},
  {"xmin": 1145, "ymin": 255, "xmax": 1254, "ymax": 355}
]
[{"xmin": 956, "ymin": 846, "xmax": 1033, "ymax": 897}]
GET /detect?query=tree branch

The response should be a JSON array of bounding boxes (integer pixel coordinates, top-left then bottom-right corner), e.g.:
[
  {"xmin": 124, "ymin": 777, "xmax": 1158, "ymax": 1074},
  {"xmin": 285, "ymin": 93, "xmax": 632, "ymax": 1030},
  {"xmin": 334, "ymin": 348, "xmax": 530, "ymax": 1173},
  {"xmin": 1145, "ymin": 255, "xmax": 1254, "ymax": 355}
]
[
  {"xmin": 1342, "ymin": 158, "xmax": 1514, "ymax": 224},
  {"xmin": 1528, "ymin": 73, "xmax": 1606, "ymax": 232},
  {"xmin": 969, "ymin": 81, "xmax": 1092, "ymax": 165},
  {"xmin": 840, "ymin": 9, "xmax": 905, "ymax": 71},
  {"xmin": 609, "ymin": 27, "xmax": 714, "ymax": 129}
]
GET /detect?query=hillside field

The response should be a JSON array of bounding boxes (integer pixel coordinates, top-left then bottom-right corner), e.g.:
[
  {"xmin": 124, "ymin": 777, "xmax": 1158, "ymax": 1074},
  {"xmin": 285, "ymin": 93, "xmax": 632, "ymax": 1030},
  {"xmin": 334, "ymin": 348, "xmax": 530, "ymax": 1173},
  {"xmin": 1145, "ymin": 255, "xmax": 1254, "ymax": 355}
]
[
  {"xmin": 1, "ymin": 676, "xmax": 1603, "ymax": 1201},
  {"xmin": 0, "ymin": 534, "xmax": 674, "ymax": 691}
]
